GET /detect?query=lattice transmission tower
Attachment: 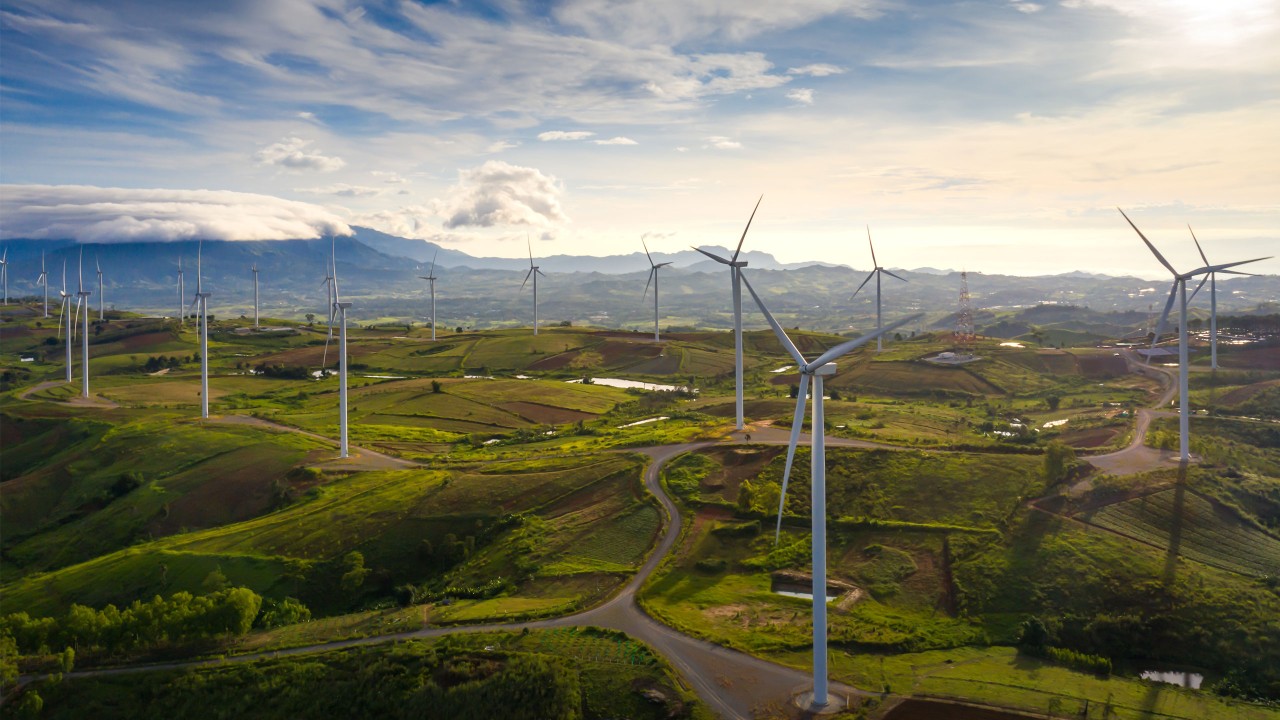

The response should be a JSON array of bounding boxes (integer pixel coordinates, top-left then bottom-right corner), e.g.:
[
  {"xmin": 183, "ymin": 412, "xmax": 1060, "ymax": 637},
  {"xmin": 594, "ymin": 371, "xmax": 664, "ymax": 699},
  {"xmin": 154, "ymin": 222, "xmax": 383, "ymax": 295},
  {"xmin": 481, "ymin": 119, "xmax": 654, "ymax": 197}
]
[{"xmin": 954, "ymin": 270, "xmax": 974, "ymax": 357}]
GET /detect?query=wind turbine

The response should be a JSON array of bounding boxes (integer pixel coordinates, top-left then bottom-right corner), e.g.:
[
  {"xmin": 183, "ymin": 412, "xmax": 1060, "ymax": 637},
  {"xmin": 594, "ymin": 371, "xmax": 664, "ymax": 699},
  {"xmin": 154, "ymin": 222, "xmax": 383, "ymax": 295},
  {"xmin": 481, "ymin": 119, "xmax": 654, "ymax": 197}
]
[
  {"xmin": 176, "ymin": 254, "xmax": 185, "ymax": 326},
  {"xmin": 742, "ymin": 271, "xmax": 917, "ymax": 709},
  {"xmin": 521, "ymin": 237, "xmax": 545, "ymax": 336},
  {"xmin": 692, "ymin": 195, "xmax": 762, "ymax": 431},
  {"xmin": 0, "ymin": 247, "xmax": 8, "ymax": 305},
  {"xmin": 642, "ymin": 239, "xmax": 673, "ymax": 342},
  {"xmin": 851, "ymin": 227, "xmax": 908, "ymax": 352},
  {"xmin": 322, "ymin": 236, "xmax": 351, "ymax": 458},
  {"xmin": 418, "ymin": 250, "xmax": 439, "ymax": 341},
  {"xmin": 35, "ymin": 250, "xmax": 49, "ymax": 318},
  {"xmin": 251, "ymin": 263, "xmax": 260, "ymax": 328},
  {"xmin": 75, "ymin": 247, "xmax": 92, "ymax": 398},
  {"xmin": 1185, "ymin": 227, "xmax": 1268, "ymax": 370},
  {"xmin": 59, "ymin": 259, "xmax": 72, "ymax": 383},
  {"xmin": 1120, "ymin": 209, "xmax": 1267, "ymax": 462},
  {"xmin": 187, "ymin": 241, "xmax": 211, "ymax": 419},
  {"xmin": 96, "ymin": 255, "xmax": 105, "ymax": 320}
]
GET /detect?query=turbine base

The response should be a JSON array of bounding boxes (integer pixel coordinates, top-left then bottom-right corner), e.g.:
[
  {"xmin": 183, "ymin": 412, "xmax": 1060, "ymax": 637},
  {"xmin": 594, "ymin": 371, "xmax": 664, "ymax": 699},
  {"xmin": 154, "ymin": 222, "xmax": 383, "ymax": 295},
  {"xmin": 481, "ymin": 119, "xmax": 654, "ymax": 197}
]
[{"xmin": 793, "ymin": 689, "xmax": 849, "ymax": 715}]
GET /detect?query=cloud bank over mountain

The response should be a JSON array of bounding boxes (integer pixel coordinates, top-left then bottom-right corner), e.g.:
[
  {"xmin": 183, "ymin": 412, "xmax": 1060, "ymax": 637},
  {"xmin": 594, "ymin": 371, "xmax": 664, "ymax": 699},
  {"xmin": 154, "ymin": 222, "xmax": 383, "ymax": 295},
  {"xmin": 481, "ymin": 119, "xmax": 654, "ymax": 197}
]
[{"xmin": 0, "ymin": 185, "xmax": 352, "ymax": 242}]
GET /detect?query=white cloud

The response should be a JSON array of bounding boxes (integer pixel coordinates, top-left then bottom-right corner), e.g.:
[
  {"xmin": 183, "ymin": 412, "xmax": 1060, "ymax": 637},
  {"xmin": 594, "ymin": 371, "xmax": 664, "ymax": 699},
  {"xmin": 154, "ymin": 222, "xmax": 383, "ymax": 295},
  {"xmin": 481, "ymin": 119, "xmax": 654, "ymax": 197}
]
[
  {"xmin": 592, "ymin": 136, "xmax": 638, "ymax": 145},
  {"xmin": 255, "ymin": 137, "xmax": 345, "ymax": 172},
  {"xmin": 787, "ymin": 63, "xmax": 846, "ymax": 76},
  {"xmin": 371, "ymin": 171, "xmax": 410, "ymax": 184},
  {"xmin": 538, "ymin": 130, "xmax": 596, "ymax": 141},
  {"xmin": 296, "ymin": 184, "xmax": 384, "ymax": 197},
  {"xmin": 1011, "ymin": 1, "xmax": 1044, "ymax": 13},
  {"xmin": 786, "ymin": 88, "xmax": 815, "ymax": 105},
  {"xmin": 0, "ymin": 185, "xmax": 351, "ymax": 242},
  {"xmin": 436, "ymin": 161, "xmax": 568, "ymax": 229},
  {"xmin": 297, "ymin": 111, "xmax": 318, "ymax": 121},
  {"xmin": 486, "ymin": 140, "xmax": 520, "ymax": 153},
  {"xmin": 705, "ymin": 136, "xmax": 743, "ymax": 149}
]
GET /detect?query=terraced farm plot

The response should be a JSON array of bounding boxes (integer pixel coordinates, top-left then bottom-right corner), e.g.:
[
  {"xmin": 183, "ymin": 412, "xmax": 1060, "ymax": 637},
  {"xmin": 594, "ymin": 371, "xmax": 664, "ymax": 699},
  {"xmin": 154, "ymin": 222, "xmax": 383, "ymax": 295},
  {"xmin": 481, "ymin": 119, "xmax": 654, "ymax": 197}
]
[
  {"xmin": 825, "ymin": 361, "xmax": 1003, "ymax": 396},
  {"xmin": 561, "ymin": 504, "xmax": 661, "ymax": 568},
  {"xmin": 1084, "ymin": 488, "xmax": 1280, "ymax": 577},
  {"xmin": 100, "ymin": 379, "xmax": 233, "ymax": 405}
]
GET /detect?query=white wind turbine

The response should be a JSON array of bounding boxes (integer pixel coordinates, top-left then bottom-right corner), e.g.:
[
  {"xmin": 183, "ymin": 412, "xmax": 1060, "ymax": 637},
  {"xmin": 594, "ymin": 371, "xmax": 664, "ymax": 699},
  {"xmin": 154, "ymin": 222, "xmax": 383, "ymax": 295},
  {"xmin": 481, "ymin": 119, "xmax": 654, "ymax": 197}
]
[
  {"xmin": 1185, "ymin": 227, "xmax": 1268, "ymax": 371},
  {"xmin": 521, "ymin": 238, "xmax": 546, "ymax": 336},
  {"xmin": 176, "ymin": 254, "xmax": 185, "ymax": 325},
  {"xmin": 186, "ymin": 241, "xmax": 211, "ymax": 419},
  {"xmin": 851, "ymin": 227, "xmax": 908, "ymax": 352},
  {"xmin": 692, "ymin": 196, "xmax": 762, "ymax": 431},
  {"xmin": 321, "ymin": 236, "xmax": 351, "ymax": 458},
  {"xmin": 1120, "ymin": 209, "xmax": 1267, "ymax": 462},
  {"xmin": 75, "ymin": 247, "xmax": 92, "ymax": 399},
  {"xmin": 96, "ymin": 255, "xmax": 105, "ymax": 320},
  {"xmin": 742, "ymin": 271, "xmax": 917, "ymax": 709},
  {"xmin": 35, "ymin": 250, "xmax": 49, "ymax": 318},
  {"xmin": 0, "ymin": 247, "xmax": 8, "ymax": 305},
  {"xmin": 58, "ymin": 259, "xmax": 72, "ymax": 383},
  {"xmin": 418, "ymin": 250, "xmax": 439, "ymax": 341},
  {"xmin": 252, "ymin": 263, "xmax": 260, "ymax": 328},
  {"xmin": 641, "ymin": 239, "xmax": 673, "ymax": 342}
]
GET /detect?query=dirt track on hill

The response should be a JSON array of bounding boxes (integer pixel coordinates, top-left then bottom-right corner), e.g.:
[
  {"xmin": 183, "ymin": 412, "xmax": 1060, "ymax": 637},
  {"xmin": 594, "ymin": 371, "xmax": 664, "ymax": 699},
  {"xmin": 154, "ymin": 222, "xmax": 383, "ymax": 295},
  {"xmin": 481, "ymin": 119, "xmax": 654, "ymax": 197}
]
[{"xmin": 1084, "ymin": 349, "xmax": 1184, "ymax": 477}]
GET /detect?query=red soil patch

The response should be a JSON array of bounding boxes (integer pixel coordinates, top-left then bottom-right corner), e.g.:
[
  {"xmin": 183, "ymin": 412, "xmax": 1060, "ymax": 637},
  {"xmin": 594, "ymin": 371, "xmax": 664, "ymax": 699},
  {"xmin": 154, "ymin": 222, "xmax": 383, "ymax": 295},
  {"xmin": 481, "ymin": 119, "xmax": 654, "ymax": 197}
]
[
  {"xmin": 697, "ymin": 446, "xmax": 784, "ymax": 500},
  {"xmin": 1219, "ymin": 346, "xmax": 1280, "ymax": 370},
  {"xmin": 149, "ymin": 448, "xmax": 294, "ymax": 535},
  {"xmin": 1077, "ymin": 354, "xmax": 1128, "ymax": 378},
  {"xmin": 1057, "ymin": 426, "xmax": 1122, "ymax": 448},
  {"xmin": 1217, "ymin": 379, "xmax": 1280, "ymax": 406},
  {"xmin": 497, "ymin": 401, "xmax": 595, "ymax": 425},
  {"xmin": 118, "ymin": 331, "xmax": 176, "ymax": 350},
  {"xmin": 597, "ymin": 339, "xmax": 660, "ymax": 365},
  {"xmin": 883, "ymin": 699, "xmax": 1039, "ymax": 720},
  {"xmin": 528, "ymin": 351, "xmax": 579, "ymax": 371}
]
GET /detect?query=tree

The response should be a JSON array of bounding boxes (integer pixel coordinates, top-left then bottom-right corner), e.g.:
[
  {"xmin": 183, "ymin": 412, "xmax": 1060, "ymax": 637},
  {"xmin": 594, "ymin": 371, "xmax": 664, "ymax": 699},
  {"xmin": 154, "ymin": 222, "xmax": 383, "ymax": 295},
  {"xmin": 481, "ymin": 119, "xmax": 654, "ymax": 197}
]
[
  {"xmin": 201, "ymin": 566, "xmax": 229, "ymax": 593},
  {"xmin": 59, "ymin": 646, "xmax": 75, "ymax": 673},
  {"xmin": 1043, "ymin": 440, "xmax": 1076, "ymax": 484},
  {"xmin": 737, "ymin": 479, "xmax": 755, "ymax": 512},
  {"xmin": 306, "ymin": 313, "xmax": 316, "ymax": 325},
  {"xmin": 1045, "ymin": 393, "xmax": 1062, "ymax": 411},
  {"xmin": 1018, "ymin": 616, "xmax": 1050, "ymax": 649},
  {"xmin": 431, "ymin": 380, "xmax": 443, "ymax": 393},
  {"xmin": 339, "ymin": 551, "xmax": 369, "ymax": 593}
]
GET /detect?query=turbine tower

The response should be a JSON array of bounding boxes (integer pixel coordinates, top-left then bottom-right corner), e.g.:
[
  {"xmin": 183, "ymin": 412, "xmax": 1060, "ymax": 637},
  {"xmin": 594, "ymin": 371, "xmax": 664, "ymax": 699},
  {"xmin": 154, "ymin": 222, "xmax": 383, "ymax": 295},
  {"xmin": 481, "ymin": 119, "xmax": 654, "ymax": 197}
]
[
  {"xmin": 187, "ymin": 241, "xmax": 211, "ymax": 419},
  {"xmin": 692, "ymin": 196, "xmax": 762, "ymax": 431},
  {"xmin": 76, "ymin": 248, "xmax": 92, "ymax": 399},
  {"xmin": 1120, "ymin": 209, "xmax": 1266, "ymax": 462},
  {"xmin": 35, "ymin": 250, "xmax": 49, "ymax": 318},
  {"xmin": 59, "ymin": 259, "xmax": 72, "ymax": 383},
  {"xmin": 0, "ymin": 248, "xmax": 8, "ymax": 305},
  {"xmin": 851, "ymin": 227, "xmax": 907, "ymax": 352},
  {"xmin": 323, "ymin": 236, "xmax": 351, "ymax": 458},
  {"xmin": 742, "ymin": 272, "xmax": 917, "ymax": 709},
  {"xmin": 641, "ymin": 239, "xmax": 673, "ymax": 342},
  {"xmin": 418, "ymin": 251, "xmax": 439, "ymax": 341},
  {"xmin": 96, "ymin": 256, "xmax": 105, "ymax": 320},
  {"xmin": 252, "ymin": 263, "xmax": 260, "ymax": 328},
  {"xmin": 1185, "ymin": 227, "xmax": 1267, "ymax": 370},
  {"xmin": 521, "ymin": 238, "xmax": 545, "ymax": 336}
]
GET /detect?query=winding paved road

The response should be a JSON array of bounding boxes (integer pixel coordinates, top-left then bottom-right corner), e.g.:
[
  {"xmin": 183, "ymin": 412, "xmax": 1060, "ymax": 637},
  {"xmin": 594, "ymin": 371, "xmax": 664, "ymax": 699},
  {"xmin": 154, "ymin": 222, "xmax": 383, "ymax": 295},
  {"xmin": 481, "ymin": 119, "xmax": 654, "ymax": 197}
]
[{"xmin": 1085, "ymin": 349, "xmax": 1184, "ymax": 476}]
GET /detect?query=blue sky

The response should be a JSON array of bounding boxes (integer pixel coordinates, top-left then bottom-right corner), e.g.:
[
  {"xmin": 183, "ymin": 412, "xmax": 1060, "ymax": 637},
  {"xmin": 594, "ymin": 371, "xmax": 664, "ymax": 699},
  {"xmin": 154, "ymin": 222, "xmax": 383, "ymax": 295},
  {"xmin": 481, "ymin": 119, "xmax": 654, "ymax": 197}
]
[{"xmin": 1, "ymin": 0, "xmax": 1277, "ymax": 278}]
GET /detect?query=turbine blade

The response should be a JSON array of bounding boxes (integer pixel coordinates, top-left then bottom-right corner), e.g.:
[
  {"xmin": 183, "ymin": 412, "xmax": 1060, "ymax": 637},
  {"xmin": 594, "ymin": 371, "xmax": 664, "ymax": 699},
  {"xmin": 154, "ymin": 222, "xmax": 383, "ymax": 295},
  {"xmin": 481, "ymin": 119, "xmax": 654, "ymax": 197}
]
[
  {"xmin": 867, "ymin": 226, "xmax": 877, "ymax": 268},
  {"xmin": 642, "ymin": 238, "xmax": 653, "ymax": 266},
  {"xmin": 692, "ymin": 247, "xmax": 732, "ymax": 265},
  {"xmin": 774, "ymin": 372, "xmax": 809, "ymax": 544},
  {"xmin": 882, "ymin": 269, "xmax": 908, "ymax": 283},
  {"xmin": 1118, "ymin": 207, "xmax": 1177, "ymax": 276},
  {"xmin": 520, "ymin": 268, "xmax": 533, "ymax": 291},
  {"xmin": 429, "ymin": 250, "xmax": 438, "ymax": 278},
  {"xmin": 643, "ymin": 267, "xmax": 655, "ymax": 300},
  {"xmin": 72, "ymin": 297, "xmax": 80, "ymax": 340},
  {"xmin": 1218, "ymin": 269, "xmax": 1258, "ymax": 276},
  {"xmin": 1150, "ymin": 283, "xmax": 1178, "ymax": 355},
  {"xmin": 731, "ymin": 195, "xmax": 763, "ymax": 262},
  {"xmin": 810, "ymin": 314, "xmax": 921, "ymax": 369},
  {"xmin": 330, "ymin": 236, "xmax": 340, "ymax": 302},
  {"xmin": 537, "ymin": 268, "xmax": 546, "ymax": 277},
  {"xmin": 656, "ymin": 261, "xmax": 673, "ymax": 268},
  {"xmin": 1188, "ymin": 225, "xmax": 1208, "ymax": 266},
  {"xmin": 528, "ymin": 235, "xmax": 533, "ymax": 263},
  {"xmin": 740, "ymin": 273, "xmax": 806, "ymax": 367},
  {"xmin": 1195, "ymin": 257, "xmax": 1273, "ymax": 275},
  {"xmin": 850, "ymin": 270, "xmax": 876, "ymax": 299}
]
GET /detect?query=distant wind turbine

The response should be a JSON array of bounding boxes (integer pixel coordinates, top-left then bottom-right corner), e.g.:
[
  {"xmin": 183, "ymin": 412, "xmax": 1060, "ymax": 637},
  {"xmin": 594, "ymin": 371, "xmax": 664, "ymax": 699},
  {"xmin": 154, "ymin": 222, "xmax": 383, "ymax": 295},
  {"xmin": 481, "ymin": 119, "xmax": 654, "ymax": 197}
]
[
  {"xmin": 59, "ymin": 259, "xmax": 72, "ymax": 383},
  {"xmin": 187, "ymin": 241, "xmax": 211, "ymax": 418},
  {"xmin": 35, "ymin": 250, "xmax": 49, "ymax": 318},
  {"xmin": 851, "ymin": 227, "xmax": 907, "ymax": 352},
  {"xmin": 322, "ymin": 236, "xmax": 351, "ymax": 458},
  {"xmin": 252, "ymin": 263, "xmax": 260, "ymax": 328},
  {"xmin": 419, "ymin": 251, "xmax": 439, "ymax": 341},
  {"xmin": 641, "ymin": 239, "xmax": 673, "ymax": 342},
  {"xmin": 692, "ymin": 195, "xmax": 762, "ymax": 431},
  {"xmin": 96, "ymin": 255, "xmax": 105, "ymax": 320},
  {"xmin": 0, "ymin": 247, "xmax": 8, "ymax": 305},
  {"xmin": 176, "ymin": 254, "xmax": 185, "ymax": 326},
  {"xmin": 75, "ymin": 247, "xmax": 92, "ymax": 399},
  {"xmin": 742, "ymin": 271, "xmax": 917, "ymax": 710},
  {"xmin": 1185, "ymin": 226, "xmax": 1268, "ymax": 370},
  {"xmin": 521, "ymin": 237, "xmax": 546, "ymax": 336},
  {"xmin": 1120, "ymin": 208, "xmax": 1267, "ymax": 462}
]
